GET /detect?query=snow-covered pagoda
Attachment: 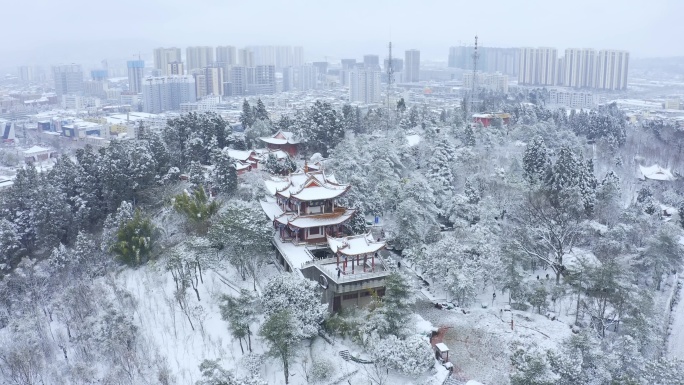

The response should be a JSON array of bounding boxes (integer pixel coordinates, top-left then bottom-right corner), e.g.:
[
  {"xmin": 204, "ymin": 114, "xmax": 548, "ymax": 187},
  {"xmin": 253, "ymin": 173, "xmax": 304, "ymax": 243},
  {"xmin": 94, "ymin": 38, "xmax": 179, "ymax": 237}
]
[
  {"xmin": 260, "ymin": 169, "xmax": 390, "ymax": 311},
  {"xmin": 258, "ymin": 130, "xmax": 299, "ymax": 157}
]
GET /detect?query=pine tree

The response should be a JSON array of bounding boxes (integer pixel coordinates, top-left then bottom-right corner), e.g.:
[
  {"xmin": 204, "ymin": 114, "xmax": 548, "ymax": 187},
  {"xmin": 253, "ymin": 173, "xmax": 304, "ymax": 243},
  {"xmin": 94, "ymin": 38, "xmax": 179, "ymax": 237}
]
[
  {"xmin": 173, "ymin": 186, "xmax": 220, "ymax": 235},
  {"xmin": 240, "ymin": 99, "xmax": 255, "ymax": 128},
  {"xmin": 211, "ymin": 151, "xmax": 237, "ymax": 195},
  {"xmin": 464, "ymin": 124, "xmax": 476, "ymax": 147},
  {"xmin": 523, "ymin": 135, "xmax": 550, "ymax": 185},
  {"xmin": 254, "ymin": 98, "xmax": 269, "ymax": 122},
  {"xmin": 188, "ymin": 161, "xmax": 206, "ymax": 190},
  {"xmin": 219, "ymin": 290, "xmax": 257, "ymax": 353},
  {"xmin": 111, "ymin": 209, "xmax": 155, "ymax": 266}
]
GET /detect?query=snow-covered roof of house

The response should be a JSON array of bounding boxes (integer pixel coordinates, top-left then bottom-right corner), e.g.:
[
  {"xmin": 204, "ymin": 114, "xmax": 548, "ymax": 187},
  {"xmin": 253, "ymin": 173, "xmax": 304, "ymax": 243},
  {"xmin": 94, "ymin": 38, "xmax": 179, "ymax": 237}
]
[
  {"xmin": 638, "ymin": 164, "xmax": 674, "ymax": 181},
  {"xmin": 272, "ymin": 170, "xmax": 350, "ymax": 201},
  {"xmin": 258, "ymin": 149, "xmax": 289, "ymax": 162},
  {"xmin": 23, "ymin": 145, "xmax": 50, "ymax": 155},
  {"xmin": 234, "ymin": 161, "xmax": 251, "ymax": 171},
  {"xmin": 327, "ymin": 232, "xmax": 385, "ymax": 256},
  {"xmin": 260, "ymin": 198, "xmax": 284, "ymax": 221},
  {"xmin": 287, "ymin": 208, "xmax": 355, "ymax": 228},
  {"xmin": 225, "ymin": 149, "xmax": 255, "ymax": 162},
  {"xmin": 272, "ymin": 234, "xmax": 314, "ymax": 270},
  {"xmin": 264, "ymin": 177, "xmax": 290, "ymax": 196},
  {"xmin": 259, "ymin": 130, "xmax": 299, "ymax": 145},
  {"xmin": 435, "ymin": 343, "xmax": 449, "ymax": 353}
]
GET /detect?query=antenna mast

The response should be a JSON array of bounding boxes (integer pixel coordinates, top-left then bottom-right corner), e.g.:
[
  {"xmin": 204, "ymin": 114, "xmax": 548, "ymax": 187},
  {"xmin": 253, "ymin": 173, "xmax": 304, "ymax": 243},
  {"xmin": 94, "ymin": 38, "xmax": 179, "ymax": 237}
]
[
  {"xmin": 470, "ymin": 35, "xmax": 479, "ymax": 117},
  {"xmin": 387, "ymin": 41, "xmax": 394, "ymax": 130}
]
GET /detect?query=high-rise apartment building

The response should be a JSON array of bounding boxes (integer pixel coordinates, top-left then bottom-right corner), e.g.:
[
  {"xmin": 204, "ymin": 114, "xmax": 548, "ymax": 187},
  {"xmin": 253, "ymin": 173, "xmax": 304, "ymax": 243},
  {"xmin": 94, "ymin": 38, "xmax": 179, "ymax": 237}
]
[
  {"xmin": 248, "ymin": 46, "xmax": 276, "ymax": 66},
  {"xmin": 404, "ymin": 49, "xmax": 420, "ymax": 83},
  {"xmin": 230, "ymin": 66, "xmax": 248, "ymax": 96},
  {"xmin": 127, "ymin": 60, "xmax": 145, "ymax": 93},
  {"xmin": 238, "ymin": 49, "xmax": 254, "ymax": 67},
  {"xmin": 363, "ymin": 55, "xmax": 380, "ymax": 71},
  {"xmin": 153, "ymin": 47, "xmax": 182, "ymax": 75},
  {"xmin": 596, "ymin": 50, "xmax": 629, "ymax": 91},
  {"xmin": 167, "ymin": 61, "xmax": 184, "ymax": 75},
  {"xmin": 563, "ymin": 48, "xmax": 598, "ymax": 88},
  {"xmin": 518, "ymin": 47, "xmax": 558, "ymax": 86},
  {"xmin": 349, "ymin": 70, "xmax": 381, "ymax": 104},
  {"xmin": 216, "ymin": 46, "xmax": 237, "ymax": 65},
  {"xmin": 282, "ymin": 67, "xmax": 294, "ymax": 92},
  {"xmin": 142, "ymin": 76, "xmax": 196, "ymax": 113},
  {"xmin": 449, "ymin": 46, "xmax": 519, "ymax": 76},
  {"xmin": 186, "ymin": 46, "xmax": 214, "ymax": 72},
  {"xmin": 296, "ymin": 65, "xmax": 318, "ymax": 91},
  {"xmin": 18, "ymin": 66, "xmax": 33, "ymax": 83},
  {"xmin": 253, "ymin": 65, "xmax": 276, "ymax": 95},
  {"xmin": 53, "ymin": 64, "xmax": 84, "ymax": 95},
  {"xmin": 195, "ymin": 66, "xmax": 224, "ymax": 98},
  {"xmin": 293, "ymin": 46, "xmax": 304, "ymax": 67}
]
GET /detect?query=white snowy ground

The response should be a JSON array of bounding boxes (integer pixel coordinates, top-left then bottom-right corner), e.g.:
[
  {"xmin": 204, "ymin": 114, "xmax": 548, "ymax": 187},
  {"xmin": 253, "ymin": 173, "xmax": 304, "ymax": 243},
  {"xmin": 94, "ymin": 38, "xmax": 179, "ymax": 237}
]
[
  {"xmin": 116, "ymin": 258, "xmax": 448, "ymax": 385},
  {"xmin": 118, "ymin": 261, "xmax": 272, "ymax": 384}
]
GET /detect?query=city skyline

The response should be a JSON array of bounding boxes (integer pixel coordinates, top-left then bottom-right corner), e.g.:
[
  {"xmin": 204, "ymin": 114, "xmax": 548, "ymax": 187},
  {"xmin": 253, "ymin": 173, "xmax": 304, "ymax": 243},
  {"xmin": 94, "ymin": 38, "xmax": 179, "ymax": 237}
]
[{"xmin": 1, "ymin": 0, "xmax": 680, "ymax": 71}]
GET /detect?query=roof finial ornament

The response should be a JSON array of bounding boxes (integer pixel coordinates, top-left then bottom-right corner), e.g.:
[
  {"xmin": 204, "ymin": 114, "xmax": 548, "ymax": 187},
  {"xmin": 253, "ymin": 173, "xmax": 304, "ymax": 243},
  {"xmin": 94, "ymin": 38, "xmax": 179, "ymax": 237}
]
[{"xmin": 304, "ymin": 160, "xmax": 308, "ymax": 173}]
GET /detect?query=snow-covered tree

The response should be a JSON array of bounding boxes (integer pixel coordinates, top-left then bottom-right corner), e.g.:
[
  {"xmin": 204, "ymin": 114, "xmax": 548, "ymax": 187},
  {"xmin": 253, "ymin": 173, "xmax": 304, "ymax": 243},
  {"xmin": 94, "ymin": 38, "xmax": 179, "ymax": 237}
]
[
  {"xmin": 523, "ymin": 135, "xmax": 550, "ymax": 185},
  {"xmin": 219, "ymin": 289, "xmax": 257, "ymax": 354},
  {"xmin": 111, "ymin": 209, "xmax": 155, "ymax": 266},
  {"xmin": 173, "ymin": 186, "xmax": 220, "ymax": 235},
  {"xmin": 260, "ymin": 309, "xmax": 297, "ymax": 384},
  {"xmin": 261, "ymin": 274, "xmax": 326, "ymax": 340},
  {"xmin": 208, "ymin": 200, "xmax": 271, "ymax": 283},
  {"xmin": 369, "ymin": 334, "xmax": 434, "ymax": 376}
]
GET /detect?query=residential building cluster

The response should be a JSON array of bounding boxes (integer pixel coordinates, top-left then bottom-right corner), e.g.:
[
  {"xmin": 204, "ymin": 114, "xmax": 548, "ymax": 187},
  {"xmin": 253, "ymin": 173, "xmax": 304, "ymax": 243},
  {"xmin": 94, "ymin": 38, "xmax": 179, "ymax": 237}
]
[{"xmin": 518, "ymin": 48, "xmax": 629, "ymax": 90}]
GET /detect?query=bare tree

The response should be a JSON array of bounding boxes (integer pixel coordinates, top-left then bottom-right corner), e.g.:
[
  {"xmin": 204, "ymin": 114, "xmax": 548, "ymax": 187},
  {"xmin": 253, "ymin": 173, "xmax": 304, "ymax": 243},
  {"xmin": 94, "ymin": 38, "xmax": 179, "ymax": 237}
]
[{"xmin": 512, "ymin": 191, "xmax": 583, "ymax": 284}]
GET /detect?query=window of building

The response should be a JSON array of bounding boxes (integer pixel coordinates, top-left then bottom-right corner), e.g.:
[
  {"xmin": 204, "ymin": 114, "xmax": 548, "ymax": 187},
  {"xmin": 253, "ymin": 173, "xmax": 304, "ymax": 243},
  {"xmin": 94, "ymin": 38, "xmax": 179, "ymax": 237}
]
[
  {"xmin": 343, "ymin": 293, "xmax": 357, "ymax": 301},
  {"xmin": 309, "ymin": 227, "xmax": 320, "ymax": 235}
]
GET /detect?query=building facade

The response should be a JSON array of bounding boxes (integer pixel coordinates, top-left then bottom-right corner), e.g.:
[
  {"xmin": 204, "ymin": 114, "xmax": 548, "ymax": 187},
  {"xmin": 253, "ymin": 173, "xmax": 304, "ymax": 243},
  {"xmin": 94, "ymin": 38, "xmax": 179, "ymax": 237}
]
[
  {"xmin": 596, "ymin": 50, "xmax": 629, "ymax": 91},
  {"xmin": 549, "ymin": 88, "xmax": 598, "ymax": 109},
  {"xmin": 404, "ymin": 49, "xmax": 420, "ymax": 83},
  {"xmin": 216, "ymin": 46, "xmax": 237, "ymax": 65},
  {"xmin": 53, "ymin": 64, "xmax": 84, "ymax": 95},
  {"xmin": 186, "ymin": 46, "xmax": 214, "ymax": 72},
  {"xmin": 518, "ymin": 47, "xmax": 558, "ymax": 86},
  {"xmin": 127, "ymin": 60, "xmax": 145, "ymax": 93},
  {"xmin": 349, "ymin": 70, "xmax": 381, "ymax": 104},
  {"xmin": 142, "ymin": 76, "xmax": 196, "ymax": 113},
  {"xmin": 153, "ymin": 47, "xmax": 182, "ymax": 76}
]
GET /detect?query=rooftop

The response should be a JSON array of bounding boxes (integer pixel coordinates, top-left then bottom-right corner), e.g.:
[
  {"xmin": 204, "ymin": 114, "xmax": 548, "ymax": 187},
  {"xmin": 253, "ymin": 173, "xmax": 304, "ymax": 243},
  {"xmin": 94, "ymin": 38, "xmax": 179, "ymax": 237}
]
[
  {"xmin": 328, "ymin": 232, "xmax": 385, "ymax": 256},
  {"xmin": 259, "ymin": 130, "xmax": 299, "ymax": 145}
]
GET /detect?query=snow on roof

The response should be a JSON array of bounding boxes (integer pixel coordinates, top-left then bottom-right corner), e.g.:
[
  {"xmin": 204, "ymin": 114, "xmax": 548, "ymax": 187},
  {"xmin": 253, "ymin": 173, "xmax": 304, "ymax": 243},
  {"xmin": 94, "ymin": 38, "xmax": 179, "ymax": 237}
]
[
  {"xmin": 638, "ymin": 164, "xmax": 674, "ymax": 181},
  {"xmin": 259, "ymin": 149, "xmax": 289, "ymax": 161},
  {"xmin": 259, "ymin": 130, "xmax": 299, "ymax": 145},
  {"xmin": 273, "ymin": 171, "xmax": 349, "ymax": 201},
  {"xmin": 264, "ymin": 177, "xmax": 290, "ymax": 196},
  {"xmin": 23, "ymin": 145, "xmax": 50, "ymax": 155},
  {"xmin": 288, "ymin": 208, "xmax": 355, "ymax": 228},
  {"xmin": 466, "ymin": 381, "xmax": 485, "ymax": 385},
  {"xmin": 406, "ymin": 134, "xmax": 421, "ymax": 147},
  {"xmin": 234, "ymin": 161, "xmax": 251, "ymax": 171},
  {"xmin": 435, "ymin": 343, "xmax": 449, "ymax": 353},
  {"xmin": 327, "ymin": 232, "xmax": 385, "ymax": 256},
  {"xmin": 272, "ymin": 234, "xmax": 314, "ymax": 269},
  {"xmin": 260, "ymin": 198, "xmax": 284, "ymax": 221},
  {"xmin": 225, "ymin": 149, "xmax": 254, "ymax": 162},
  {"xmin": 291, "ymin": 186, "xmax": 347, "ymax": 201}
]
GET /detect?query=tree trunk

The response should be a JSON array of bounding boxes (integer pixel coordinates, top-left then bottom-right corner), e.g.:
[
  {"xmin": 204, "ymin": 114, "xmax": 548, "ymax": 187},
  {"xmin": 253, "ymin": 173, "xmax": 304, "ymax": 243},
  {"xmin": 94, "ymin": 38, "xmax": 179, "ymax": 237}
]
[
  {"xmin": 238, "ymin": 337, "xmax": 244, "ymax": 354},
  {"xmin": 247, "ymin": 328, "xmax": 252, "ymax": 352},
  {"xmin": 283, "ymin": 354, "xmax": 289, "ymax": 384}
]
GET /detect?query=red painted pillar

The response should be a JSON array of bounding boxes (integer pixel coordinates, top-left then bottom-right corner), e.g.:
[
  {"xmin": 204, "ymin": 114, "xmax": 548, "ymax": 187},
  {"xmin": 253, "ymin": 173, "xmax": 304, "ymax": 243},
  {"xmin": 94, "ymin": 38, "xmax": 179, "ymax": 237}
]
[{"xmin": 372, "ymin": 254, "xmax": 375, "ymax": 272}]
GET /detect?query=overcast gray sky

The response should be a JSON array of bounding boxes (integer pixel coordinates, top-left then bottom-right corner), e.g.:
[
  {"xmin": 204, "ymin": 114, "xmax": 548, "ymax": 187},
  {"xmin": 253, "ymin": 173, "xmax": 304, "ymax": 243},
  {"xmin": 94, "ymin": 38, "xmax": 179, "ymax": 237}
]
[{"xmin": 3, "ymin": 0, "xmax": 682, "ymax": 67}]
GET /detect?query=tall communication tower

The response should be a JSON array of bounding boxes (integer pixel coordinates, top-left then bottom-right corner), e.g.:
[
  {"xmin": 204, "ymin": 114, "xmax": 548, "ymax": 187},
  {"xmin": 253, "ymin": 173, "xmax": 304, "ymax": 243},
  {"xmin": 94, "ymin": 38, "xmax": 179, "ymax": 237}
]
[
  {"xmin": 470, "ymin": 35, "xmax": 479, "ymax": 117},
  {"xmin": 387, "ymin": 41, "xmax": 394, "ymax": 130}
]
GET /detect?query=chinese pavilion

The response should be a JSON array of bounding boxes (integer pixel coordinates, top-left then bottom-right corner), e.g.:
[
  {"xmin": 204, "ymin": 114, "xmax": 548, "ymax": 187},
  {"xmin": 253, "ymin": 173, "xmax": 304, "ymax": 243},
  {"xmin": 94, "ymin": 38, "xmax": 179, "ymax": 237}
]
[{"xmin": 260, "ymin": 169, "xmax": 390, "ymax": 311}]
